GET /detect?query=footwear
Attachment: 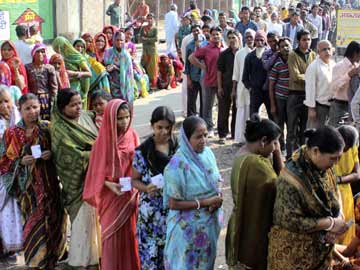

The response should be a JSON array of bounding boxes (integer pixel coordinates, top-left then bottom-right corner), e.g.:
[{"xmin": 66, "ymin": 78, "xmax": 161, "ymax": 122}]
[
  {"xmin": 218, "ymin": 138, "xmax": 226, "ymax": 144},
  {"xmin": 208, "ymin": 130, "xmax": 214, "ymax": 138}
]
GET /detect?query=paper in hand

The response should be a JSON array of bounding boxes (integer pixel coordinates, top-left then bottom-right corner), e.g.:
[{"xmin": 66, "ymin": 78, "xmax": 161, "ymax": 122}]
[
  {"xmin": 119, "ymin": 177, "xmax": 132, "ymax": 192},
  {"xmin": 31, "ymin": 145, "xmax": 42, "ymax": 159}
]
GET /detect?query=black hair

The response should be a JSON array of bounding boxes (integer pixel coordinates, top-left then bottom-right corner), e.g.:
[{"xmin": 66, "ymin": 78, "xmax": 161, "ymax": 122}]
[
  {"xmin": 344, "ymin": 41, "xmax": 360, "ymax": 60},
  {"xmin": 290, "ymin": 11, "xmax": 300, "ymax": 17},
  {"xmin": 218, "ymin": 12, "xmax": 226, "ymax": 17},
  {"xmin": 182, "ymin": 116, "xmax": 206, "ymax": 140},
  {"xmin": 56, "ymin": 88, "xmax": 80, "ymax": 112},
  {"xmin": 125, "ymin": 26, "xmax": 134, "ymax": 33},
  {"xmin": 241, "ymin": 6, "xmax": 250, "ymax": 12},
  {"xmin": 191, "ymin": 24, "xmax": 201, "ymax": 31},
  {"xmin": 73, "ymin": 39, "xmax": 85, "ymax": 47},
  {"xmin": 18, "ymin": 93, "xmax": 39, "ymax": 110},
  {"xmin": 254, "ymin": 6, "xmax": 262, "ymax": 11},
  {"xmin": 296, "ymin": 2, "xmax": 303, "ymax": 9},
  {"xmin": 296, "ymin": 29, "xmax": 311, "ymax": 41},
  {"xmin": 90, "ymin": 90, "xmax": 112, "ymax": 103},
  {"xmin": 150, "ymin": 106, "xmax": 175, "ymax": 126},
  {"xmin": 278, "ymin": 37, "xmax": 292, "ymax": 46},
  {"xmin": 304, "ymin": 126, "xmax": 345, "ymax": 153},
  {"xmin": 190, "ymin": 2, "xmax": 196, "ymax": 9},
  {"xmin": 210, "ymin": 26, "xmax": 222, "ymax": 34},
  {"xmin": 118, "ymin": 102, "xmax": 130, "ymax": 112},
  {"xmin": 337, "ymin": 125, "xmax": 358, "ymax": 149},
  {"xmin": 311, "ymin": 4, "xmax": 319, "ymax": 10},
  {"xmin": 244, "ymin": 114, "xmax": 281, "ymax": 143},
  {"xmin": 15, "ymin": 25, "xmax": 27, "ymax": 38},
  {"xmin": 267, "ymin": 31, "xmax": 279, "ymax": 39},
  {"xmin": 227, "ymin": 29, "xmax": 240, "ymax": 38},
  {"xmin": 202, "ymin": 24, "xmax": 210, "ymax": 30}
]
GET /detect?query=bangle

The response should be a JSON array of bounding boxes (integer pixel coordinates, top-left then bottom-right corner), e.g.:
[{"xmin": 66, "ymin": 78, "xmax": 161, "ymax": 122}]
[
  {"xmin": 195, "ymin": 199, "xmax": 200, "ymax": 210},
  {"xmin": 325, "ymin": 216, "xmax": 335, "ymax": 231},
  {"xmin": 77, "ymin": 72, "xmax": 82, "ymax": 79}
]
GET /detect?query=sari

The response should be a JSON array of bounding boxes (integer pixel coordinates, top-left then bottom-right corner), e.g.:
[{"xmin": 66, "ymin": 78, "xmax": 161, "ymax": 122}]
[
  {"xmin": 94, "ymin": 33, "xmax": 109, "ymax": 64},
  {"xmin": 84, "ymin": 99, "xmax": 140, "ymax": 270},
  {"xmin": 26, "ymin": 43, "xmax": 58, "ymax": 120},
  {"xmin": 158, "ymin": 55, "xmax": 176, "ymax": 89},
  {"xmin": 52, "ymin": 36, "xmax": 91, "ymax": 107},
  {"xmin": 0, "ymin": 105, "xmax": 22, "ymax": 252},
  {"xmin": 0, "ymin": 120, "xmax": 67, "ymax": 269},
  {"xmin": 73, "ymin": 38, "xmax": 110, "ymax": 95},
  {"xmin": 1, "ymin": 41, "xmax": 28, "ymax": 94},
  {"xmin": 267, "ymin": 146, "xmax": 340, "ymax": 270},
  {"xmin": 163, "ymin": 128, "xmax": 222, "ymax": 270},
  {"xmin": 133, "ymin": 136, "xmax": 178, "ymax": 270},
  {"xmin": 51, "ymin": 104, "xmax": 99, "ymax": 268},
  {"xmin": 81, "ymin": 33, "xmax": 96, "ymax": 57},
  {"xmin": 103, "ymin": 37, "xmax": 135, "ymax": 103},
  {"xmin": 140, "ymin": 25, "xmax": 159, "ymax": 88},
  {"xmin": 225, "ymin": 153, "xmax": 277, "ymax": 270},
  {"xmin": 49, "ymin": 54, "xmax": 70, "ymax": 90},
  {"xmin": 103, "ymin": 25, "xmax": 117, "ymax": 47}
]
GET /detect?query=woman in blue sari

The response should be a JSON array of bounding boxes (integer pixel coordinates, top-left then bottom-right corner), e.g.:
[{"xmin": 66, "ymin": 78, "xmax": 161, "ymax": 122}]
[
  {"xmin": 103, "ymin": 31, "xmax": 135, "ymax": 104},
  {"xmin": 163, "ymin": 116, "xmax": 223, "ymax": 270}
]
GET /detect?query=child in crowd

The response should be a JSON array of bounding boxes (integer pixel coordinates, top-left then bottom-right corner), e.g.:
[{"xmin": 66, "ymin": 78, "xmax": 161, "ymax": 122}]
[
  {"xmin": 157, "ymin": 55, "xmax": 176, "ymax": 90},
  {"xmin": 90, "ymin": 90, "xmax": 112, "ymax": 129}
]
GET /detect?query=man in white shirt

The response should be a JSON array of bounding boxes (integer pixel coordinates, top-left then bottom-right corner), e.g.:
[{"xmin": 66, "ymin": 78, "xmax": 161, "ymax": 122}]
[
  {"xmin": 268, "ymin": 12, "xmax": 283, "ymax": 36},
  {"xmin": 14, "ymin": 25, "xmax": 33, "ymax": 65},
  {"xmin": 304, "ymin": 40, "xmax": 335, "ymax": 128},
  {"xmin": 165, "ymin": 4, "xmax": 179, "ymax": 55},
  {"xmin": 307, "ymin": 4, "xmax": 323, "ymax": 50}
]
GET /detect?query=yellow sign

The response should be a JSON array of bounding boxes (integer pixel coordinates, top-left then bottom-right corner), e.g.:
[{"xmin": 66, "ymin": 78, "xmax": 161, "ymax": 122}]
[{"xmin": 336, "ymin": 10, "xmax": 360, "ymax": 47}]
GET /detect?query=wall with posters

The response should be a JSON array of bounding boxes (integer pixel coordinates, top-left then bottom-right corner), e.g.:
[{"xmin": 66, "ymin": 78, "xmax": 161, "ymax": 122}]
[
  {"xmin": 336, "ymin": 10, "xmax": 360, "ymax": 48},
  {"xmin": 0, "ymin": 0, "xmax": 54, "ymax": 41}
]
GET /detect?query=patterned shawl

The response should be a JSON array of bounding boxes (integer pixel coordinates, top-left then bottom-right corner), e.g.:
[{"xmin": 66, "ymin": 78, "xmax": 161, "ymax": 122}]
[
  {"xmin": 0, "ymin": 61, "xmax": 12, "ymax": 86},
  {"xmin": 50, "ymin": 102, "xmax": 98, "ymax": 221}
]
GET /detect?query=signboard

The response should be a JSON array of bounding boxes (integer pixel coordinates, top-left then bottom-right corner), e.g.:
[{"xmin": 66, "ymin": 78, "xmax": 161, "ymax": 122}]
[
  {"xmin": 0, "ymin": 11, "xmax": 10, "ymax": 40},
  {"xmin": 336, "ymin": 10, "xmax": 360, "ymax": 47},
  {"xmin": 0, "ymin": 0, "xmax": 54, "ymax": 41}
]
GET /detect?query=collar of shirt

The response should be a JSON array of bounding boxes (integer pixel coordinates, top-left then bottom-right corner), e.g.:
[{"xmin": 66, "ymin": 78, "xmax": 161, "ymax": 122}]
[{"xmin": 208, "ymin": 42, "xmax": 223, "ymax": 49}]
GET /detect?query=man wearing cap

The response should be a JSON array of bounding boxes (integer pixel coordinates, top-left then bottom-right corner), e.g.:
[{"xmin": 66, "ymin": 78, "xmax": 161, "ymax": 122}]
[
  {"xmin": 165, "ymin": 4, "xmax": 179, "ymax": 55},
  {"xmin": 242, "ymin": 30, "xmax": 271, "ymax": 118},
  {"xmin": 282, "ymin": 11, "xmax": 303, "ymax": 48}
]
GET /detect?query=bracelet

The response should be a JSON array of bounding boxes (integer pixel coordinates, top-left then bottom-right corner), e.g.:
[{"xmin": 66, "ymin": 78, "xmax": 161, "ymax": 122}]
[
  {"xmin": 195, "ymin": 199, "xmax": 200, "ymax": 210},
  {"xmin": 325, "ymin": 216, "xmax": 335, "ymax": 231}
]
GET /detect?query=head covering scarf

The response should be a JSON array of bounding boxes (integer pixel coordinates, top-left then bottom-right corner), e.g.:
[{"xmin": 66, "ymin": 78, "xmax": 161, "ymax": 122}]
[
  {"xmin": 83, "ymin": 99, "xmax": 139, "ymax": 207},
  {"xmin": 255, "ymin": 30, "xmax": 267, "ymax": 42},
  {"xmin": 94, "ymin": 33, "xmax": 109, "ymax": 63},
  {"xmin": 0, "ymin": 61, "xmax": 12, "ymax": 86},
  {"xmin": 0, "ymin": 41, "xmax": 28, "ymax": 94},
  {"xmin": 81, "ymin": 33, "xmax": 95, "ymax": 55},
  {"xmin": 31, "ymin": 43, "xmax": 48, "ymax": 64},
  {"xmin": 49, "ymin": 53, "xmax": 70, "ymax": 90},
  {"xmin": 103, "ymin": 25, "xmax": 118, "ymax": 47}
]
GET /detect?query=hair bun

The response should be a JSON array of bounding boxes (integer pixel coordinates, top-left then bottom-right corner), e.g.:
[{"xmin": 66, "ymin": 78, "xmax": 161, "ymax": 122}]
[
  {"xmin": 249, "ymin": 113, "xmax": 261, "ymax": 123},
  {"xmin": 303, "ymin": 128, "xmax": 316, "ymax": 138}
]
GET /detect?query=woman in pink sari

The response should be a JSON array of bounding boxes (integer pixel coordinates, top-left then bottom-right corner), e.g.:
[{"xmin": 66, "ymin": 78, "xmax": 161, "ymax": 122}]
[{"xmin": 83, "ymin": 99, "xmax": 140, "ymax": 270}]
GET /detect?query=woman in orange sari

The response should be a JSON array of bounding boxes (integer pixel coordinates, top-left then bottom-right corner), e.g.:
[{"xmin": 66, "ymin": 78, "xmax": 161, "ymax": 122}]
[
  {"xmin": 83, "ymin": 99, "xmax": 140, "ymax": 270},
  {"xmin": 0, "ymin": 41, "xmax": 28, "ymax": 94}
]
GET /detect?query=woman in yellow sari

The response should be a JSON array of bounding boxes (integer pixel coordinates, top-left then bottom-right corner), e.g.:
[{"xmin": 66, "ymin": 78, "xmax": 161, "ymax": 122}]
[
  {"xmin": 268, "ymin": 126, "xmax": 349, "ymax": 270},
  {"xmin": 335, "ymin": 125, "xmax": 360, "ymax": 245},
  {"xmin": 226, "ymin": 115, "xmax": 282, "ymax": 270}
]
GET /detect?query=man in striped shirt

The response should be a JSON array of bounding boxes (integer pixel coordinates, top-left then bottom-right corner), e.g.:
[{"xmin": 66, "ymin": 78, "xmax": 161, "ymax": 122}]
[{"xmin": 269, "ymin": 37, "xmax": 292, "ymax": 153}]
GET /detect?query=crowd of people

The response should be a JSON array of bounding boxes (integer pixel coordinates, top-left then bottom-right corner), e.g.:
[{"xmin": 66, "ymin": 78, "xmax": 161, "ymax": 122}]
[{"xmin": 0, "ymin": 0, "xmax": 360, "ymax": 269}]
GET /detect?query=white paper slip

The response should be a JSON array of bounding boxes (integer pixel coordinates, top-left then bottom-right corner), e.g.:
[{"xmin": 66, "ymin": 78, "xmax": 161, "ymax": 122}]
[
  {"xmin": 119, "ymin": 177, "xmax": 132, "ymax": 192},
  {"xmin": 0, "ymin": 119, "xmax": 6, "ymax": 136},
  {"xmin": 31, "ymin": 145, "xmax": 42, "ymax": 159},
  {"xmin": 151, "ymin": 174, "xmax": 164, "ymax": 189}
]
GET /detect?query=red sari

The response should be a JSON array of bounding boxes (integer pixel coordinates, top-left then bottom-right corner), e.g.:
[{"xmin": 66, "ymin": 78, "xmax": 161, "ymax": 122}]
[
  {"xmin": 83, "ymin": 99, "xmax": 140, "ymax": 270},
  {"xmin": 94, "ymin": 33, "xmax": 109, "ymax": 64},
  {"xmin": 0, "ymin": 41, "xmax": 28, "ymax": 94}
]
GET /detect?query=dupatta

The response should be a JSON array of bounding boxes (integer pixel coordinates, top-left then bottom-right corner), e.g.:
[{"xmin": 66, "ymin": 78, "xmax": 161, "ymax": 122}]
[
  {"xmin": 50, "ymin": 102, "xmax": 97, "ymax": 221},
  {"xmin": 49, "ymin": 54, "xmax": 70, "ymax": 90},
  {"xmin": 94, "ymin": 33, "xmax": 109, "ymax": 63},
  {"xmin": 83, "ymin": 99, "xmax": 139, "ymax": 240},
  {"xmin": 0, "ymin": 61, "xmax": 12, "ymax": 86},
  {"xmin": 1, "ymin": 41, "xmax": 28, "ymax": 94}
]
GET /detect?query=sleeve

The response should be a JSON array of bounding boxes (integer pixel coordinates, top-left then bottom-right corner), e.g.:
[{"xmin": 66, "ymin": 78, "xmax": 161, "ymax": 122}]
[
  {"xmin": 163, "ymin": 156, "xmax": 186, "ymax": 207},
  {"xmin": 351, "ymin": 86, "xmax": 360, "ymax": 124},
  {"xmin": 269, "ymin": 63, "xmax": 279, "ymax": 82},
  {"xmin": 288, "ymin": 52, "xmax": 305, "ymax": 83},
  {"xmin": 133, "ymin": 150, "xmax": 145, "ymax": 175},
  {"xmin": 184, "ymin": 46, "xmax": 191, "ymax": 75},
  {"xmin": 217, "ymin": 52, "xmax": 226, "ymax": 72},
  {"xmin": 318, "ymin": 16, "xmax": 323, "ymax": 36},
  {"xmin": 242, "ymin": 54, "xmax": 252, "ymax": 89},
  {"xmin": 262, "ymin": 50, "xmax": 278, "ymax": 71},
  {"xmin": 232, "ymin": 52, "xmax": 240, "ymax": 81},
  {"xmin": 106, "ymin": 4, "xmax": 112, "ymax": 16},
  {"xmin": 304, "ymin": 62, "xmax": 317, "ymax": 108},
  {"xmin": 48, "ymin": 66, "xmax": 58, "ymax": 98},
  {"xmin": 330, "ymin": 63, "xmax": 351, "ymax": 96},
  {"xmin": 193, "ymin": 46, "xmax": 206, "ymax": 60},
  {"xmin": 274, "ymin": 177, "xmax": 318, "ymax": 233}
]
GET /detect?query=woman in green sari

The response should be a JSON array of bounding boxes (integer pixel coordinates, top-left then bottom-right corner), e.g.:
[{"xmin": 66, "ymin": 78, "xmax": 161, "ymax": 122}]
[
  {"xmin": 52, "ymin": 36, "xmax": 92, "ymax": 107},
  {"xmin": 51, "ymin": 89, "xmax": 100, "ymax": 270},
  {"xmin": 225, "ymin": 115, "xmax": 282, "ymax": 270},
  {"xmin": 73, "ymin": 38, "xmax": 110, "ymax": 95},
  {"xmin": 268, "ymin": 126, "xmax": 349, "ymax": 270}
]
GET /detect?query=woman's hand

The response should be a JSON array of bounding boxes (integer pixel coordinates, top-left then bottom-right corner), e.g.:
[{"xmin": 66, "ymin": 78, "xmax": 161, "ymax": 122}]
[
  {"xmin": 146, "ymin": 183, "xmax": 158, "ymax": 196},
  {"xmin": 105, "ymin": 181, "xmax": 125, "ymax": 196},
  {"xmin": 330, "ymin": 216, "xmax": 349, "ymax": 235},
  {"xmin": 41, "ymin": 150, "xmax": 52, "ymax": 160},
  {"xmin": 201, "ymin": 196, "xmax": 223, "ymax": 212},
  {"xmin": 21, "ymin": 155, "xmax": 35, "ymax": 165}
]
